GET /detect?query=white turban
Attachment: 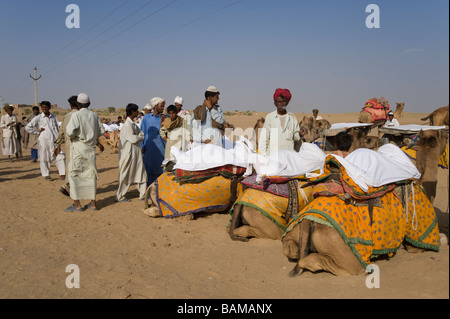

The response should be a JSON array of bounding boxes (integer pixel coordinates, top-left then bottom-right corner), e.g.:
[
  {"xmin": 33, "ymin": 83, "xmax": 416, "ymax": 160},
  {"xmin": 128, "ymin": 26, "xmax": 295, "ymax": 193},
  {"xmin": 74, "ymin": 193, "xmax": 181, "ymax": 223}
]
[
  {"xmin": 150, "ymin": 97, "xmax": 165, "ymax": 108},
  {"xmin": 144, "ymin": 103, "xmax": 153, "ymax": 110},
  {"xmin": 174, "ymin": 96, "xmax": 184, "ymax": 105}
]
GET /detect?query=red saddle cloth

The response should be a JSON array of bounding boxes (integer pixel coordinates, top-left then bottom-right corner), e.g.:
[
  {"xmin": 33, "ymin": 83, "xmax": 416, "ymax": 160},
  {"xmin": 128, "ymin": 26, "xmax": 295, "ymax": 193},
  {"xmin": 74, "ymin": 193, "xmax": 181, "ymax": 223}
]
[{"xmin": 362, "ymin": 98, "xmax": 390, "ymax": 121}]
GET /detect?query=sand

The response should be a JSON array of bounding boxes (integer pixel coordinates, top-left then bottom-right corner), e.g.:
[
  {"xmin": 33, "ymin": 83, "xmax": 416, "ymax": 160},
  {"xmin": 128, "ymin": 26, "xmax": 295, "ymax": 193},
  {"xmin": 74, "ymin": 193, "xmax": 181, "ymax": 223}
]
[{"xmin": 0, "ymin": 112, "xmax": 448, "ymax": 299}]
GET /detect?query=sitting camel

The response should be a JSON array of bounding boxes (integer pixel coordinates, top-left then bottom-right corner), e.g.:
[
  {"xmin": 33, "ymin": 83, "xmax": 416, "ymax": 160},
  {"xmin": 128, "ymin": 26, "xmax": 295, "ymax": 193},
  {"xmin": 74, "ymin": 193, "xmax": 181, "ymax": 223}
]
[{"xmin": 282, "ymin": 151, "xmax": 440, "ymax": 277}]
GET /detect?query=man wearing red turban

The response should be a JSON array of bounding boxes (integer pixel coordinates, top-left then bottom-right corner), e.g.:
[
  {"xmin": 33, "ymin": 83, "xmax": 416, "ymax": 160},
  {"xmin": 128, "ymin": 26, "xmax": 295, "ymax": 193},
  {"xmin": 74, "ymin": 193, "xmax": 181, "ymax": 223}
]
[
  {"xmin": 273, "ymin": 88, "xmax": 292, "ymax": 102},
  {"xmin": 258, "ymin": 88, "xmax": 300, "ymax": 156}
]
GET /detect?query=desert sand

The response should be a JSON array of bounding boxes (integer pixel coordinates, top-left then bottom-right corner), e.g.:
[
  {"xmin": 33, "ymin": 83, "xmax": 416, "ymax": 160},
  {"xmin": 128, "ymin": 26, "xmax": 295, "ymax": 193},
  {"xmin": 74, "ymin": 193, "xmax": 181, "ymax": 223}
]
[{"xmin": 0, "ymin": 111, "xmax": 448, "ymax": 299}]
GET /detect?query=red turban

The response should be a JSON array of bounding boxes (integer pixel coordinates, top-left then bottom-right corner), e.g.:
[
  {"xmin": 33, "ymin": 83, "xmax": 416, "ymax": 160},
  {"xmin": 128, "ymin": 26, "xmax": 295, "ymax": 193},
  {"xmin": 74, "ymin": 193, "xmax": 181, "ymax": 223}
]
[{"xmin": 273, "ymin": 88, "xmax": 292, "ymax": 102}]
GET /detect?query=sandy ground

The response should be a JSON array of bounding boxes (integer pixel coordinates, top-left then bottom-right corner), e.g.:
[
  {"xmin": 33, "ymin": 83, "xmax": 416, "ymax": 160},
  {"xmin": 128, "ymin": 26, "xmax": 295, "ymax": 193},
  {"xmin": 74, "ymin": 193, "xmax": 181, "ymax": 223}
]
[{"xmin": 0, "ymin": 112, "xmax": 448, "ymax": 299}]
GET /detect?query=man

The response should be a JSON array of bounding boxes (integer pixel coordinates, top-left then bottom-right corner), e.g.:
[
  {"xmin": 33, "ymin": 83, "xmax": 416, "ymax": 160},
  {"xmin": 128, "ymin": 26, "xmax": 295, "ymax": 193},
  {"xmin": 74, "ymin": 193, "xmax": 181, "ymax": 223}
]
[
  {"xmin": 65, "ymin": 93, "xmax": 105, "ymax": 212},
  {"xmin": 312, "ymin": 109, "xmax": 323, "ymax": 120},
  {"xmin": 258, "ymin": 88, "xmax": 301, "ymax": 156},
  {"xmin": 116, "ymin": 103, "xmax": 147, "ymax": 202},
  {"xmin": 1, "ymin": 105, "xmax": 20, "ymax": 161},
  {"xmin": 160, "ymin": 104, "xmax": 192, "ymax": 160},
  {"xmin": 192, "ymin": 86, "xmax": 226, "ymax": 147},
  {"xmin": 54, "ymin": 95, "xmax": 79, "ymax": 197},
  {"xmin": 28, "ymin": 106, "xmax": 41, "ymax": 162},
  {"xmin": 384, "ymin": 111, "xmax": 400, "ymax": 127},
  {"xmin": 25, "ymin": 101, "xmax": 66, "ymax": 180},
  {"xmin": 174, "ymin": 95, "xmax": 192, "ymax": 148},
  {"xmin": 174, "ymin": 96, "xmax": 192, "ymax": 122},
  {"xmin": 143, "ymin": 103, "xmax": 153, "ymax": 114},
  {"xmin": 140, "ymin": 97, "xmax": 166, "ymax": 186}
]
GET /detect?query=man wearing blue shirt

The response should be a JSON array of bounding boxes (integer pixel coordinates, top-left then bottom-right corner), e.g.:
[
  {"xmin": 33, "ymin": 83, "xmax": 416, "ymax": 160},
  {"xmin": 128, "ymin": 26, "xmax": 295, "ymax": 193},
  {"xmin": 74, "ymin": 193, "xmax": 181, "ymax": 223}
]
[{"xmin": 140, "ymin": 97, "xmax": 166, "ymax": 186}]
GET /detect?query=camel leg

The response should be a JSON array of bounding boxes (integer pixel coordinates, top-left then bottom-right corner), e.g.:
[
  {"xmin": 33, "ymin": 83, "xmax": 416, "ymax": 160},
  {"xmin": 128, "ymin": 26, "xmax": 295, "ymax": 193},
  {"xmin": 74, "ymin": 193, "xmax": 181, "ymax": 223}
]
[
  {"xmin": 287, "ymin": 222, "xmax": 364, "ymax": 276},
  {"xmin": 289, "ymin": 219, "xmax": 313, "ymax": 277},
  {"xmin": 143, "ymin": 183, "xmax": 160, "ymax": 218},
  {"xmin": 232, "ymin": 207, "xmax": 284, "ymax": 240},
  {"xmin": 300, "ymin": 224, "xmax": 365, "ymax": 276}
]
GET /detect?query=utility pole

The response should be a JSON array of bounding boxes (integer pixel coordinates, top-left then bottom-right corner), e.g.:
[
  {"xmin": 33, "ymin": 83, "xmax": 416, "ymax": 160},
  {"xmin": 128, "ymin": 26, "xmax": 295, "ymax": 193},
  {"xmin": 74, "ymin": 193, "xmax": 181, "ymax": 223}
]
[{"xmin": 29, "ymin": 67, "xmax": 42, "ymax": 106}]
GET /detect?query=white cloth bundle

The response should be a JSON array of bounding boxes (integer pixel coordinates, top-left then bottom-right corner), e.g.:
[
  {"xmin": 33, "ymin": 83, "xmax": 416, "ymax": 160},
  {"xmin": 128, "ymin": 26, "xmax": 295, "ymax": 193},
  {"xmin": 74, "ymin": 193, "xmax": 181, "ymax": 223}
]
[{"xmin": 324, "ymin": 144, "xmax": 421, "ymax": 192}]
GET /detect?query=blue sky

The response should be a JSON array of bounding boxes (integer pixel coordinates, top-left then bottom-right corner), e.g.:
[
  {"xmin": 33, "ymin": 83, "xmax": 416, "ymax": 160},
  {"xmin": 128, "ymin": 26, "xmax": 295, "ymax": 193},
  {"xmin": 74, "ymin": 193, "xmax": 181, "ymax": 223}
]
[{"xmin": 0, "ymin": 0, "xmax": 448, "ymax": 113}]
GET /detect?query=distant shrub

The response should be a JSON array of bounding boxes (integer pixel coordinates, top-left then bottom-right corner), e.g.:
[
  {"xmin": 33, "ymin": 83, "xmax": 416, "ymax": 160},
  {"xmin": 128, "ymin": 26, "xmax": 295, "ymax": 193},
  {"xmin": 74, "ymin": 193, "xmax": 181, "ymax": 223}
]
[{"xmin": 107, "ymin": 106, "xmax": 116, "ymax": 113}]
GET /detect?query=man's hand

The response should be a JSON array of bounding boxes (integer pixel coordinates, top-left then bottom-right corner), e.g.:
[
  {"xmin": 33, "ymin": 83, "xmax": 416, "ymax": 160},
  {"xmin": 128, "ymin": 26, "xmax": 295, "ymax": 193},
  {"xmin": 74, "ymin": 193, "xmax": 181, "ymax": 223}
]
[
  {"xmin": 98, "ymin": 144, "xmax": 104, "ymax": 152},
  {"xmin": 54, "ymin": 147, "xmax": 61, "ymax": 156},
  {"xmin": 204, "ymin": 99, "xmax": 212, "ymax": 110}
]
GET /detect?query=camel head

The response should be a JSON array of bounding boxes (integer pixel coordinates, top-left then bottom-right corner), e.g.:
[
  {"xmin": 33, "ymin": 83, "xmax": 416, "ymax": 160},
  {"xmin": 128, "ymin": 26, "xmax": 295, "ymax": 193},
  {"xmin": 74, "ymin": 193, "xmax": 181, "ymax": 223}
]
[{"xmin": 299, "ymin": 116, "xmax": 331, "ymax": 142}]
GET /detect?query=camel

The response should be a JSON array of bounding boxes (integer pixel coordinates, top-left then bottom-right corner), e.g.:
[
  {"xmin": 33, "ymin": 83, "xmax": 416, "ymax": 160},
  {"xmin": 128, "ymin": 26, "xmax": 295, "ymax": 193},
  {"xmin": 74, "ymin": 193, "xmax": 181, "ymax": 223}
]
[
  {"xmin": 412, "ymin": 129, "xmax": 448, "ymax": 204},
  {"xmin": 281, "ymin": 154, "xmax": 440, "ymax": 277},
  {"xmin": 358, "ymin": 99, "xmax": 404, "ymax": 125},
  {"xmin": 298, "ymin": 115, "xmax": 331, "ymax": 143},
  {"xmin": 228, "ymin": 179, "xmax": 314, "ymax": 241},
  {"xmin": 282, "ymin": 219, "xmax": 366, "ymax": 276},
  {"xmin": 229, "ymin": 203, "xmax": 286, "ymax": 241},
  {"xmin": 345, "ymin": 126, "xmax": 380, "ymax": 151},
  {"xmin": 143, "ymin": 169, "xmax": 245, "ymax": 220},
  {"xmin": 421, "ymin": 106, "xmax": 449, "ymax": 126},
  {"xmin": 394, "ymin": 102, "xmax": 405, "ymax": 119},
  {"xmin": 251, "ymin": 117, "xmax": 265, "ymax": 148}
]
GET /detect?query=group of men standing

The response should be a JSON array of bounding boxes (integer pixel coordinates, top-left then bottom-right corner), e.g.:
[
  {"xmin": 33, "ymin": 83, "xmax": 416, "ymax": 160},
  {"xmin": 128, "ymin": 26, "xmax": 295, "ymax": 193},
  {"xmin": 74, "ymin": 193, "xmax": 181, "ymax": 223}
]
[{"xmin": 1, "ymin": 86, "xmax": 307, "ymax": 211}]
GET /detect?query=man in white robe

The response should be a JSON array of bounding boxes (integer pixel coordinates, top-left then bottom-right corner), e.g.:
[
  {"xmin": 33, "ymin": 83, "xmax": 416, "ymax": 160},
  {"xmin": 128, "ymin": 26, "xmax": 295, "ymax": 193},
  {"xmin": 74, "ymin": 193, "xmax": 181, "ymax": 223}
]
[
  {"xmin": 1, "ymin": 105, "xmax": 20, "ymax": 161},
  {"xmin": 25, "ymin": 101, "xmax": 66, "ymax": 179},
  {"xmin": 116, "ymin": 103, "xmax": 147, "ymax": 202},
  {"xmin": 65, "ymin": 93, "xmax": 105, "ymax": 212},
  {"xmin": 258, "ymin": 88, "xmax": 301, "ymax": 156}
]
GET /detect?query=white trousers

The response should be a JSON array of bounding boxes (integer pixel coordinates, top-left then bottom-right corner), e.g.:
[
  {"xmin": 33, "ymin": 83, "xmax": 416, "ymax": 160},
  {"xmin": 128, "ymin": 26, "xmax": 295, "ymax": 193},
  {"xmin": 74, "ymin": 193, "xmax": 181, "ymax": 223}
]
[
  {"xmin": 40, "ymin": 153, "xmax": 66, "ymax": 177},
  {"xmin": 116, "ymin": 181, "xmax": 147, "ymax": 201}
]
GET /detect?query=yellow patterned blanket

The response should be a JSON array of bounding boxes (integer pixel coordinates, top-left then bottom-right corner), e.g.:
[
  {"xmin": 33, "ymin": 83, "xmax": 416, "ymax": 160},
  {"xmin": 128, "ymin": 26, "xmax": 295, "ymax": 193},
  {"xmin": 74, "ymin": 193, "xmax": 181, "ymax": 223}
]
[
  {"xmin": 283, "ymin": 160, "xmax": 440, "ymax": 268},
  {"xmin": 155, "ymin": 172, "xmax": 241, "ymax": 218},
  {"xmin": 230, "ymin": 181, "xmax": 314, "ymax": 230}
]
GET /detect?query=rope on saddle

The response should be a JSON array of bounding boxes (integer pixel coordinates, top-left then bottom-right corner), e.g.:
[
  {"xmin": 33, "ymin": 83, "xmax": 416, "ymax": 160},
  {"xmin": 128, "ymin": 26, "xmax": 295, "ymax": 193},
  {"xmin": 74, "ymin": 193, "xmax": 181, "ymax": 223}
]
[{"xmin": 285, "ymin": 180, "xmax": 299, "ymax": 223}]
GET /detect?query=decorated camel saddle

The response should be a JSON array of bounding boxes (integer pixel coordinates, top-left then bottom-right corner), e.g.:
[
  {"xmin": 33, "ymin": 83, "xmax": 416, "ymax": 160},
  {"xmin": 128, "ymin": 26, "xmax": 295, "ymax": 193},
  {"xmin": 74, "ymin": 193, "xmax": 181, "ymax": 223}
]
[
  {"xmin": 361, "ymin": 97, "xmax": 390, "ymax": 122},
  {"xmin": 148, "ymin": 137, "xmax": 255, "ymax": 218},
  {"xmin": 228, "ymin": 143, "xmax": 326, "ymax": 238},
  {"xmin": 282, "ymin": 144, "xmax": 440, "ymax": 268},
  {"xmin": 153, "ymin": 168, "xmax": 246, "ymax": 218}
]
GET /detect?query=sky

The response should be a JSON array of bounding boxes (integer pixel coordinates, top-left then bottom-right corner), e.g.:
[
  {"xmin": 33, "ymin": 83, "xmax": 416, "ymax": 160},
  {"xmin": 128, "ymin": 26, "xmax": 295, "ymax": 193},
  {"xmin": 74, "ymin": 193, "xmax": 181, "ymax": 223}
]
[{"xmin": 0, "ymin": 0, "xmax": 448, "ymax": 113}]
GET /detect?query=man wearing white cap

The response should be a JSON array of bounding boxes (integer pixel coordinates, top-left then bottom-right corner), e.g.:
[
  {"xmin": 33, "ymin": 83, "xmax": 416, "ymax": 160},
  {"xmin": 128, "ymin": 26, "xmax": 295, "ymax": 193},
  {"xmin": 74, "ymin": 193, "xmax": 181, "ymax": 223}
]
[
  {"xmin": 383, "ymin": 111, "xmax": 400, "ymax": 127},
  {"xmin": 143, "ymin": 103, "xmax": 153, "ymax": 114},
  {"xmin": 65, "ymin": 93, "xmax": 105, "ymax": 212},
  {"xmin": 192, "ymin": 86, "xmax": 226, "ymax": 147},
  {"xmin": 174, "ymin": 96, "xmax": 192, "ymax": 145},
  {"xmin": 140, "ymin": 97, "xmax": 166, "ymax": 186}
]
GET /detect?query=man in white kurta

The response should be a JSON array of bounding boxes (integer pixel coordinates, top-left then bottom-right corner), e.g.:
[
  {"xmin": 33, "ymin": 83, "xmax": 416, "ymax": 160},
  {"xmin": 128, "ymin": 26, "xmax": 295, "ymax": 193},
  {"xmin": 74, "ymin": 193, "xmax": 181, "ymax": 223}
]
[
  {"xmin": 54, "ymin": 95, "xmax": 79, "ymax": 196},
  {"xmin": 258, "ymin": 88, "xmax": 301, "ymax": 156},
  {"xmin": 25, "ymin": 101, "xmax": 66, "ymax": 178},
  {"xmin": 65, "ymin": 93, "xmax": 105, "ymax": 211},
  {"xmin": 1, "ymin": 106, "xmax": 20, "ymax": 161},
  {"xmin": 116, "ymin": 104, "xmax": 147, "ymax": 202}
]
